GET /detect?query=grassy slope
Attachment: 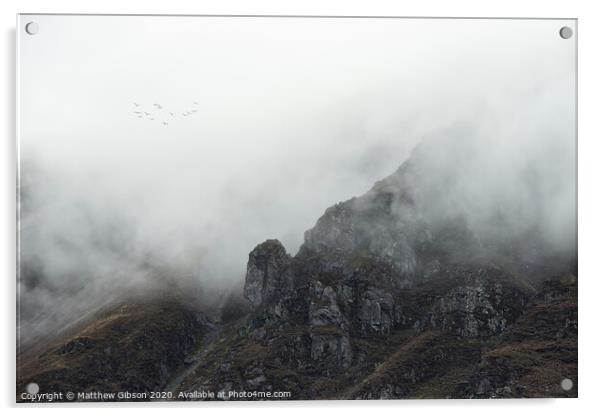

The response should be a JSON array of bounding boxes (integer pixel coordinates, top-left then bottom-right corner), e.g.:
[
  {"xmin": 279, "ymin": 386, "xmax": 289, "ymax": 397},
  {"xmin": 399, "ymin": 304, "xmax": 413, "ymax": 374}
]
[{"xmin": 17, "ymin": 292, "xmax": 209, "ymax": 401}]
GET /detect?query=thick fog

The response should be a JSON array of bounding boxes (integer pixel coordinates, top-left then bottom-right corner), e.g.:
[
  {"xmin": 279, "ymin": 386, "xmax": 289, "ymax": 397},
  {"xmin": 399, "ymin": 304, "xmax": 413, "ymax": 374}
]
[{"xmin": 17, "ymin": 16, "xmax": 575, "ymax": 345}]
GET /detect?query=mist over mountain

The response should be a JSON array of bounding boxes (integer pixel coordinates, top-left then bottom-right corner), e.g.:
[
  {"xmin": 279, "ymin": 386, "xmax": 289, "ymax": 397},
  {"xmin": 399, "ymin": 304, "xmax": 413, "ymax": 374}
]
[
  {"xmin": 17, "ymin": 17, "xmax": 575, "ymax": 353},
  {"xmin": 303, "ymin": 123, "xmax": 576, "ymax": 262},
  {"xmin": 17, "ymin": 101, "xmax": 576, "ymax": 348},
  {"xmin": 17, "ymin": 122, "xmax": 577, "ymax": 399}
]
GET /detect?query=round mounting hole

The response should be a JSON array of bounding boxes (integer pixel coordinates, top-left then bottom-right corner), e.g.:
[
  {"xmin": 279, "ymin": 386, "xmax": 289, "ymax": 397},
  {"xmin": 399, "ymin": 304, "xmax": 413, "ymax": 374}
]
[
  {"xmin": 559, "ymin": 26, "xmax": 573, "ymax": 39},
  {"xmin": 26, "ymin": 382, "xmax": 39, "ymax": 395},
  {"xmin": 561, "ymin": 378, "xmax": 573, "ymax": 391},
  {"xmin": 25, "ymin": 22, "xmax": 39, "ymax": 35}
]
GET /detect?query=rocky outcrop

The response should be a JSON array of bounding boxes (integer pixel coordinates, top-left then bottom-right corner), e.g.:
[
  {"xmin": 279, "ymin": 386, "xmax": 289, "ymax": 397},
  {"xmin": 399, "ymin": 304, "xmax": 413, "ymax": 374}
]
[
  {"xmin": 357, "ymin": 287, "xmax": 397, "ymax": 334},
  {"xmin": 228, "ymin": 139, "xmax": 577, "ymax": 400},
  {"xmin": 301, "ymin": 193, "xmax": 423, "ymax": 285},
  {"xmin": 309, "ymin": 333, "xmax": 352, "ymax": 370},
  {"xmin": 244, "ymin": 239, "xmax": 293, "ymax": 308},
  {"xmin": 308, "ymin": 282, "xmax": 347, "ymax": 329},
  {"xmin": 414, "ymin": 268, "xmax": 531, "ymax": 337}
]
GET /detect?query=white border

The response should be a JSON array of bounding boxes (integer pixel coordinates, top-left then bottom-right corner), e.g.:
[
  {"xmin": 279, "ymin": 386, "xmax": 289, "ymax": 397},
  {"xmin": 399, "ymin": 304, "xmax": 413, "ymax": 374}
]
[{"xmin": 2, "ymin": 1, "xmax": 601, "ymax": 415}]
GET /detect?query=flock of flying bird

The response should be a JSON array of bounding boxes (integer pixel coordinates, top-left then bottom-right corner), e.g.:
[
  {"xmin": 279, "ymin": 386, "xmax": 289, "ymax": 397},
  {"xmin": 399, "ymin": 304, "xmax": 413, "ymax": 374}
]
[{"xmin": 132, "ymin": 101, "xmax": 199, "ymax": 126}]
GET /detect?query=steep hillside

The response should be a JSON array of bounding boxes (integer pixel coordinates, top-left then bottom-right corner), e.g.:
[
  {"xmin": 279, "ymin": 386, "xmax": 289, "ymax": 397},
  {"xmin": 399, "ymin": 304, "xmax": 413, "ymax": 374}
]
[{"xmin": 17, "ymin": 291, "xmax": 213, "ymax": 401}]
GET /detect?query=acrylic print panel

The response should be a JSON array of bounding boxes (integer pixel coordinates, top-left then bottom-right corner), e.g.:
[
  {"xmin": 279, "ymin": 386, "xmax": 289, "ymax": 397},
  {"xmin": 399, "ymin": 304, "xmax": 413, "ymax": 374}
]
[{"xmin": 17, "ymin": 15, "xmax": 577, "ymax": 402}]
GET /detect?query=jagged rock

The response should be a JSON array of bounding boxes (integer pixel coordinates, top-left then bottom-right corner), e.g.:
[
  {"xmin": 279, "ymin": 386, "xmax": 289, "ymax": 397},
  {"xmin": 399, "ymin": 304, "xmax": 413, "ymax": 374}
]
[
  {"xmin": 309, "ymin": 333, "xmax": 352, "ymax": 369},
  {"xmin": 302, "ymin": 195, "xmax": 422, "ymax": 283},
  {"xmin": 358, "ymin": 287, "xmax": 396, "ymax": 334},
  {"xmin": 244, "ymin": 239, "xmax": 293, "ymax": 308},
  {"xmin": 417, "ymin": 270, "xmax": 529, "ymax": 337},
  {"xmin": 308, "ymin": 282, "xmax": 346, "ymax": 328}
]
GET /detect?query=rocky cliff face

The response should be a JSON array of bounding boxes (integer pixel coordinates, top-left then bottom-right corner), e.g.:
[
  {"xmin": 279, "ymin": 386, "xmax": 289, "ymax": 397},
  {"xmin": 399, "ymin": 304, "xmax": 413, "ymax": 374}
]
[
  {"xmin": 243, "ymin": 240, "xmax": 294, "ymax": 308},
  {"xmin": 17, "ymin": 139, "xmax": 577, "ymax": 401},
  {"xmin": 220, "ymin": 139, "xmax": 576, "ymax": 398}
]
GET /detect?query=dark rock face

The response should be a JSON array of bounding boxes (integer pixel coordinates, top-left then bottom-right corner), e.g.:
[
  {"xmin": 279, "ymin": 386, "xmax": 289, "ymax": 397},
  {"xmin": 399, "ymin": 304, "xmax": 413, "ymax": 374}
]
[
  {"xmin": 57, "ymin": 337, "xmax": 94, "ymax": 355},
  {"xmin": 357, "ymin": 286, "xmax": 397, "ymax": 334},
  {"xmin": 308, "ymin": 282, "xmax": 347, "ymax": 329},
  {"xmin": 414, "ymin": 267, "xmax": 530, "ymax": 337},
  {"xmin": 244, "ymin": 239, "xmax": 294, "ymax": 308},
  {"xmin": 302, "ymin": 192, "xmax": 423, "ymax": 286},
  {"xmin": 309, "ymin": 333, "xmax": 352, "ymax": 368}
]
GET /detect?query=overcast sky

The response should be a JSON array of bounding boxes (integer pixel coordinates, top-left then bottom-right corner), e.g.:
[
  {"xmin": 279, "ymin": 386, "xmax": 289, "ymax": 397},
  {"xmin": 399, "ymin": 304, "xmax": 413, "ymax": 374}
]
[{"xmin": 17, "ymin": 16, "xmax": 576, "ymax": 341}]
